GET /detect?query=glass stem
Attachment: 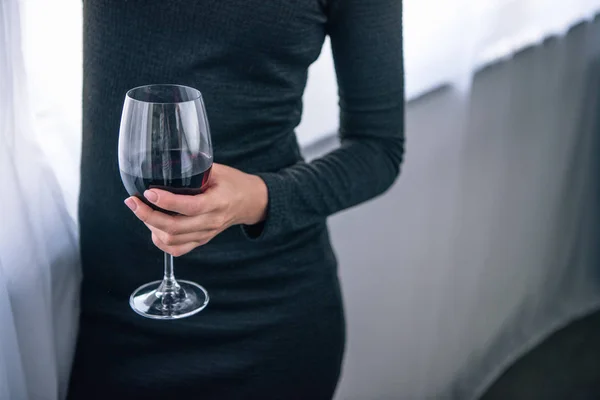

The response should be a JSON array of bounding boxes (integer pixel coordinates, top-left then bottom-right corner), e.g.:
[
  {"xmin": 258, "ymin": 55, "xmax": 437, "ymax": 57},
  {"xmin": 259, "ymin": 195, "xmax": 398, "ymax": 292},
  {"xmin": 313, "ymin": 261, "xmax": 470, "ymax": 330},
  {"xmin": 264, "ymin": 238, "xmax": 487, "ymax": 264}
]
[
  {"xmin": 158, "ymin": 252, "xmax": 182, "ymax": 308},
  {"xmin": 164, "ymin": 252, "xmax": 176, "ymax": 286}
]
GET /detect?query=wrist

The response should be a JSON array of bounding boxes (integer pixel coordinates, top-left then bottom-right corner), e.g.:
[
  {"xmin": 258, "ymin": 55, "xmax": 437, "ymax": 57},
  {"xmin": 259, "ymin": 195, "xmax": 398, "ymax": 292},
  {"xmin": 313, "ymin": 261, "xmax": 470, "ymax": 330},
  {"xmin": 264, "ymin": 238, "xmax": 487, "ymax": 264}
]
[{"xmin": 239, "ymin": 174, "xmax": 268, "ymax": 226}]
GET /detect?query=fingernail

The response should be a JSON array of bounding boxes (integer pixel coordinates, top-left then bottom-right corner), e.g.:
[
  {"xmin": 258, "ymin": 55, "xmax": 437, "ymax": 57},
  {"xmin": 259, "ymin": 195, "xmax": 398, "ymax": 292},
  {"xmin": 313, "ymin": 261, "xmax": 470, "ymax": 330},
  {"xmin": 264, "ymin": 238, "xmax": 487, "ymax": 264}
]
[
  {"xmin": 124, "ymin": 198, "xmax": 137, "ymax": 211},
  {"xmin": 144, "ymin": 190, "xmax": 158, "ymax": 203}
]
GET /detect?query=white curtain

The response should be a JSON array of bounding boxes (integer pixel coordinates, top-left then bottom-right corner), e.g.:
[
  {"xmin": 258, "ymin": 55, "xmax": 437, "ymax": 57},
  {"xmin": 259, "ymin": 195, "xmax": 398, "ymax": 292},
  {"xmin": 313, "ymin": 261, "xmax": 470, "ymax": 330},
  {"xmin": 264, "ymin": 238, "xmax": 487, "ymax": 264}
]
[
  {"xmin": 329, "ymin": 17, "xmax": 600, "ymax": 398},
  {"xmin": 0, "ymin": 1, "xmax": 80, "ymax": 399},
  {"xmin": 298, "ymin": 0, "xmax": 600, "ymax": 145}
]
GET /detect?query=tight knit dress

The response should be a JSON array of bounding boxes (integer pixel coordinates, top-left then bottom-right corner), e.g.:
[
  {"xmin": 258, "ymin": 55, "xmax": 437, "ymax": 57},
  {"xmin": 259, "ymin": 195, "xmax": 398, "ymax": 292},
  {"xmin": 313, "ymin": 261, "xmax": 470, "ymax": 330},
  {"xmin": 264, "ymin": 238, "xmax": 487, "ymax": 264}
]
[{"xmin": 68, "ymin": 0, "xmax": 404, "ymax": 399}]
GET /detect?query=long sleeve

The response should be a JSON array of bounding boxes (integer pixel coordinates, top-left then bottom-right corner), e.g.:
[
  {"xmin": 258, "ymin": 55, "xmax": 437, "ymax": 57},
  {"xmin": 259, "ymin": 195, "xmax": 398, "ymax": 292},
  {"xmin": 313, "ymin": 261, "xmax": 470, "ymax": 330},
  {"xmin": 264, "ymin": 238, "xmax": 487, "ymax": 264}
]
[{"xmin": 245, "ymin": 0, "xmax": 404, "ymax": 240}]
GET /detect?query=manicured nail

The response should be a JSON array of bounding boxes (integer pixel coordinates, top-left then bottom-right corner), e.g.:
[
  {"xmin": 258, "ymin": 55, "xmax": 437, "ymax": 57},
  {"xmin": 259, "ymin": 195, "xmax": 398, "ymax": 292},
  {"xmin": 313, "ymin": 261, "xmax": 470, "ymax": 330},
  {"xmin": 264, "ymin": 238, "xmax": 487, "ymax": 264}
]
[
  {"xmin": 124, "ymin": 198, "xmax": 137, "ymax": 211},
  {"xmin": 144, "ymin": 190, "xmax": 158, "ymax": 203}
]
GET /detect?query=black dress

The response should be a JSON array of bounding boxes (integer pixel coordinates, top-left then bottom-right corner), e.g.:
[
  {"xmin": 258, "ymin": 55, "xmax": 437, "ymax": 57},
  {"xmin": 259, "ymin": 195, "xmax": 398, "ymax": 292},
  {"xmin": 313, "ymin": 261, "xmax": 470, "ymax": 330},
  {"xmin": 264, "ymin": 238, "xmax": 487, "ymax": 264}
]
[{"xmin": 68, "ymin": 1, "xmax": 404, "ymax": 399}]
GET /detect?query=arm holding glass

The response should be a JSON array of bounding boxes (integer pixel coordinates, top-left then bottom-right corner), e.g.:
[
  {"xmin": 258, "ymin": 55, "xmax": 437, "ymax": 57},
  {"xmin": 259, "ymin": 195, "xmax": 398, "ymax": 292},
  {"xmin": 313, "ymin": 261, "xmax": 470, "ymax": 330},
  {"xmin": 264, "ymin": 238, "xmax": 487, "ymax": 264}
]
[{"xmin": 124, "ymin": 163, "xmax": 268, "ymax": 257}]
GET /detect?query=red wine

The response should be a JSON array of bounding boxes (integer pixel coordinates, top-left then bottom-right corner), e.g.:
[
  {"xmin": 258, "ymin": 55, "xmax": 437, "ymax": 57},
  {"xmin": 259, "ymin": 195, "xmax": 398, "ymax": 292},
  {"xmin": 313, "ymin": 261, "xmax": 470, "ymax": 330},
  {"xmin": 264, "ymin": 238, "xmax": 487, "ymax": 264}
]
[{"xmin": 120, "ymin": 151, "xmax": 212, "ymax": 212}]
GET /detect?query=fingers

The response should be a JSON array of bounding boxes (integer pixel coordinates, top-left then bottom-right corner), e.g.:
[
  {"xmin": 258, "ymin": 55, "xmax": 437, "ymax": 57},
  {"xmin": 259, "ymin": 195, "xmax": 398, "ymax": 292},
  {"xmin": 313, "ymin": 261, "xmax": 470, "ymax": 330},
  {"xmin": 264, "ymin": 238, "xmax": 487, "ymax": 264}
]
[
  {"xmin": 143, "ymin": 189, "xmax": 213, "ymax": 216},
  {"xmin": 151, "ymin": 233, "xmax": 200, "ymax": 257},
  {"xmin": 125, "ymin": 197, "xmax": 229, "ymax": 234},
  {"xmin": 145, "ymin": 223, "xmax": 213, "ymax": 247},
  {"xmin": 145, "ymin": 215, "xmax": 220, "ymax": 256},
  {"xmin": 123, "ymin": 174, "xmax": 232, "ymax": 256},
  {"xmin": 124, "ymin": 197, "xmax": 197, "ymax": 235}
]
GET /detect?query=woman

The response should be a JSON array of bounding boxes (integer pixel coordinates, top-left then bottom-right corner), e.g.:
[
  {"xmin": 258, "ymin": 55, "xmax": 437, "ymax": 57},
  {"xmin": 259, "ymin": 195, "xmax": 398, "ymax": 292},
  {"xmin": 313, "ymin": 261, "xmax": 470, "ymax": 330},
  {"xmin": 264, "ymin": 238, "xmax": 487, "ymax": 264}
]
[{"xmin": 68, "ymin": 0, "xmax": 404, "ymax": 399}]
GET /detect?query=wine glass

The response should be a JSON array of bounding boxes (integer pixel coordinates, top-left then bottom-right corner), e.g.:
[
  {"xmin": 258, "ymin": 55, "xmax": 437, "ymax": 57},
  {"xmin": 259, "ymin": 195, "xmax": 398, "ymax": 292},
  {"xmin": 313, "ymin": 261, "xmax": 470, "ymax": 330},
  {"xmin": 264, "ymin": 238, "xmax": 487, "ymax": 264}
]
[{"xmin": 118, "ymin": 84, "xmax": 212, "ymax": 320}]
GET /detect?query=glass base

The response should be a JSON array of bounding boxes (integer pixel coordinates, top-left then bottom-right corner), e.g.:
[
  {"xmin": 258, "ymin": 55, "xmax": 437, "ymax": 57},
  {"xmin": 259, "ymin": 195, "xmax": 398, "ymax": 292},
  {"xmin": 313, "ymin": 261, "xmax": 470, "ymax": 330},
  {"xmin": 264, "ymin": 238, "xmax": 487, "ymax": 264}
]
[{"xmin": 129, "ymin": 280, "xmax": 209, "ymax": 320}]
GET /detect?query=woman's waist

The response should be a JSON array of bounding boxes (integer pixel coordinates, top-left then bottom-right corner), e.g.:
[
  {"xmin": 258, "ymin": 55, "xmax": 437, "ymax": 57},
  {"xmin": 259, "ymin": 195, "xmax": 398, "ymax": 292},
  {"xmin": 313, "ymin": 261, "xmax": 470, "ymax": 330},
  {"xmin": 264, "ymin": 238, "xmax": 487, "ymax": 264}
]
[
  {"xmin": 80, "ymin": 219, "xmax": 336, "ymax": 283},
  {"xmin": 79, "ymin": 222, "xmax": 339, "ymax": 317}
]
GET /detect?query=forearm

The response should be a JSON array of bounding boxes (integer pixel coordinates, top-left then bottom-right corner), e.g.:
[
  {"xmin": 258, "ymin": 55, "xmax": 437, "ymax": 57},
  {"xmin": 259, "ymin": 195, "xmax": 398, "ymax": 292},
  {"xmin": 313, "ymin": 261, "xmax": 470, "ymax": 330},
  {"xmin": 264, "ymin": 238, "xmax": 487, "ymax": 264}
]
[{"xmin": 259, "ymin": 136, "xmax": 402, "ymax": 230}]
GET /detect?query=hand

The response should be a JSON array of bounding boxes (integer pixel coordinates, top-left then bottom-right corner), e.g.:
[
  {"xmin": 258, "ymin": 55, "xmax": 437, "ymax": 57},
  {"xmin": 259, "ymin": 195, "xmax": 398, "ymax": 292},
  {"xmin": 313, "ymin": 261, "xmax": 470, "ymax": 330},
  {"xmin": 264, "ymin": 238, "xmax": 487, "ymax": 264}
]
[{"xmin": 124, "ymin": 163, "xmax": 268, "ymax": 257}]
